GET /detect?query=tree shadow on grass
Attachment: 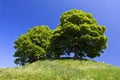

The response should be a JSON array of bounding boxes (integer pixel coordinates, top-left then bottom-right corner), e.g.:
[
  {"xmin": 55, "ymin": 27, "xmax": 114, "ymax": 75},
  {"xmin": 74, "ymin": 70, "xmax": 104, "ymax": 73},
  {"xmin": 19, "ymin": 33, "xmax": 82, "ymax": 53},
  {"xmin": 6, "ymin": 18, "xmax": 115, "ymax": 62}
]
[{"xmin": 39, "ymin": 57, "xmax": 96, "ymax": 62}]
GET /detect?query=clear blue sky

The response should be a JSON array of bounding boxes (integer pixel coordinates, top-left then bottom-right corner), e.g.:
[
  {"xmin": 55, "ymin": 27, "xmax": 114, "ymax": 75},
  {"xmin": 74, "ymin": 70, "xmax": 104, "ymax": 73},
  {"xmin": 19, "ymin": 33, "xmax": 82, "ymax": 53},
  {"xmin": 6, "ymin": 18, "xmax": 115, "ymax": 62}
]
[{"xmin": 0, "ymin": 0, "xmax": 120, "ymax": 67}]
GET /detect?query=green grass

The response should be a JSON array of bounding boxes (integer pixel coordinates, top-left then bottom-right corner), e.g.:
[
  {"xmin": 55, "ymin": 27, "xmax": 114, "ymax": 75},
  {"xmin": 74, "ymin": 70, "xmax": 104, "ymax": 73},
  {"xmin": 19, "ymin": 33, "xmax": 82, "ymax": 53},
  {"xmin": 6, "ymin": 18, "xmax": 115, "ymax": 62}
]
[{"xmin": 0, "ymin": 59, "xmax": 120, "ymax": 80}]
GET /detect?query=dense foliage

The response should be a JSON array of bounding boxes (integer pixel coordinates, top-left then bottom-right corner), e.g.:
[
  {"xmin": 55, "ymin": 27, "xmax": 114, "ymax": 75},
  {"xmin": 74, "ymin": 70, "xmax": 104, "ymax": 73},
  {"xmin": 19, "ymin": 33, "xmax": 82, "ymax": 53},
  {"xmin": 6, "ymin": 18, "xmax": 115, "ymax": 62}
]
[
  {"xmin": 14, "ymin": 9, "xmax": 108, "ymax": 65},
  {"xmin": 50, "ymin": 9, "xmax": 108, "ymax": 59},
  {"xmin": 14, "ymin": 26, "xmax": 52, "ymax": 65}
]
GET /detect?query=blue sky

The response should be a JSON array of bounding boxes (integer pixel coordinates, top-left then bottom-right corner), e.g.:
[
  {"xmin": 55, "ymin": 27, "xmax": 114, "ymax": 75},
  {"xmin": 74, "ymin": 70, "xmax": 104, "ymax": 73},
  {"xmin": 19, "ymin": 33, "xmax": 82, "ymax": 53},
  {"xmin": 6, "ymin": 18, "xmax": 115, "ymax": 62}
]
[{"xmin": 0, "ymin": 0, "xmax": 120, "ymax": 67}]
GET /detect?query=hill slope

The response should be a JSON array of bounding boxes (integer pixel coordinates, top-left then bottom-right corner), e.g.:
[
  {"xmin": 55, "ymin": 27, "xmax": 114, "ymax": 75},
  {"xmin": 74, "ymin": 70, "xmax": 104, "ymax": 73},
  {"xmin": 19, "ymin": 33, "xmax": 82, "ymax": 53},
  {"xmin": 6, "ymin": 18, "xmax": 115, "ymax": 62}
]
[{"xmin": 0, "ymin": 59, "xmax": 120, "ymax": 80}]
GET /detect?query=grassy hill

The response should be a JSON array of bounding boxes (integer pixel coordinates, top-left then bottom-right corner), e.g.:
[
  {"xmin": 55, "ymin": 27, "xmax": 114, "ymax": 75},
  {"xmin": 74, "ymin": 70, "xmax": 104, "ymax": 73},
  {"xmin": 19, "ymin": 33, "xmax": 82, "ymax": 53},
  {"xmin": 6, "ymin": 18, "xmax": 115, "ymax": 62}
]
[{"xmin": 0, "ymin": 59, "xmax": 120, "ymax": 80}]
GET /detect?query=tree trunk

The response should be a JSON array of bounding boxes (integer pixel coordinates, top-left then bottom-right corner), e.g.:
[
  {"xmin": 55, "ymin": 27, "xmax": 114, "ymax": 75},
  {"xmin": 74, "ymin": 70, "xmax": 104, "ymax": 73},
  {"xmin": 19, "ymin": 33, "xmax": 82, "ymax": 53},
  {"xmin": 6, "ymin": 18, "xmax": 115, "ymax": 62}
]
[
  {"xmin": 79, "ymin": 51, "xmax": 83, "ymax": 59},
  {"xmin": 74, "ymin": 46, "xmax": 79, "ymax": 59}
]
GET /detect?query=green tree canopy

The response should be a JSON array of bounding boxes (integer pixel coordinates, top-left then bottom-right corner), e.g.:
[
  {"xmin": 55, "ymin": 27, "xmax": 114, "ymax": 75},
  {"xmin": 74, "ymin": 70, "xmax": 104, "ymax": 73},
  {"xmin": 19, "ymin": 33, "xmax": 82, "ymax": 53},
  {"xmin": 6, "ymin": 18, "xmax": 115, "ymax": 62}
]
[
  {"xmin": 14, "ymin": 9, "xmax": 108, "ymax": 65},
  {"xmin": 14, "ymin": 26, "xmax": 52, "ymax": 65},
  {"xmin": 50, "ymin": 9, "xmax": 108, "ymax": 59}
]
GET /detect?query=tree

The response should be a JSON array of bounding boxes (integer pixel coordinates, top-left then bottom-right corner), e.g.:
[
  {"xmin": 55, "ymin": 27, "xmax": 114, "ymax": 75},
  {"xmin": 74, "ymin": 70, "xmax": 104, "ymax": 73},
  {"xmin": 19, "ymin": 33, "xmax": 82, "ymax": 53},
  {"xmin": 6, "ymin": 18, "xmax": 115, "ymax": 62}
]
[
  {"xmin": 13, "ymin": 26, "xmax": 52, "ymax": 65},
  {"xmin": 13, "ymin": 9, "xmax": 108, "ymax": 65},
  {"xmin": 50, "ymin": 9, "xmax": 108, "ymax": 59}
]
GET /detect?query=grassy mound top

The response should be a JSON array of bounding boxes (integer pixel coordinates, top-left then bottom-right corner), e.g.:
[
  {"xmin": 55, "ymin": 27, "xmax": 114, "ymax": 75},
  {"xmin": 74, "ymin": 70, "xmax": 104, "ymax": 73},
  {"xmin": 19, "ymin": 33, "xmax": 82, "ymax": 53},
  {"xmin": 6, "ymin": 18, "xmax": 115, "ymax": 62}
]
[{"xmin": 0, "ymin": 59, "xmax": 120, "ymax": 80}]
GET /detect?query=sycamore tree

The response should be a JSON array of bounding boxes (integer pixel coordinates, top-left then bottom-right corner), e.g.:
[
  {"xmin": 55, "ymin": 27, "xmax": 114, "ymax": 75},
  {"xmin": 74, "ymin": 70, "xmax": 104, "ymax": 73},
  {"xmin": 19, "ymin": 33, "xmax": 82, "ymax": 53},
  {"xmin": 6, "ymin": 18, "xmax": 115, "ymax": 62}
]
[
  {"xmin": 50, "ymin": 9, "xmax": 108, "ymax": 59},
  {"xmin": 13, "ymin": 26, "xmax": 52, "ymax": 65}
]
